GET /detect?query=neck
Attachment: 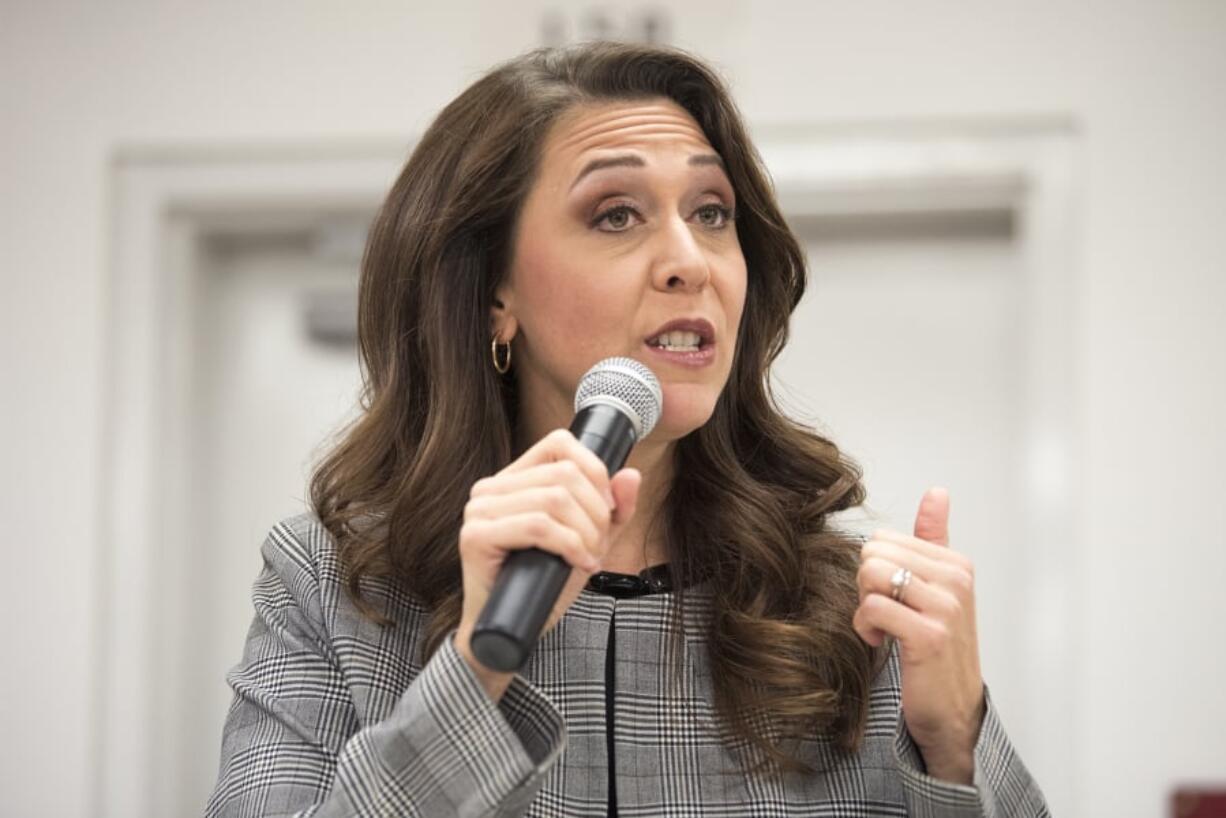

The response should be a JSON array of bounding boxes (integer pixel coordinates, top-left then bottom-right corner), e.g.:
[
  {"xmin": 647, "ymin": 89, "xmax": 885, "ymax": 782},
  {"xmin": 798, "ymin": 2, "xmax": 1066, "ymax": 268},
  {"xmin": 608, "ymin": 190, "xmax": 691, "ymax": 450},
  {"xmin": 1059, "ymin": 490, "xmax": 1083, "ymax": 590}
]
[{"xmin": 601, "ymin": 437, "xmax": 673, "ymax": 574}]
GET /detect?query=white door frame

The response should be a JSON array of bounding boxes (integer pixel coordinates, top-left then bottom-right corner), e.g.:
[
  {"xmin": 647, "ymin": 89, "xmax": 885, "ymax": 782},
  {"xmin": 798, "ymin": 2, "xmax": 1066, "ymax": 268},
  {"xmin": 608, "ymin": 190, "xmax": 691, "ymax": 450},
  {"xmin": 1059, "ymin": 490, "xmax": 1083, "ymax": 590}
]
[{"xmin": 99, "ymin": 120, "xmax": 1079, "ymax": 816}]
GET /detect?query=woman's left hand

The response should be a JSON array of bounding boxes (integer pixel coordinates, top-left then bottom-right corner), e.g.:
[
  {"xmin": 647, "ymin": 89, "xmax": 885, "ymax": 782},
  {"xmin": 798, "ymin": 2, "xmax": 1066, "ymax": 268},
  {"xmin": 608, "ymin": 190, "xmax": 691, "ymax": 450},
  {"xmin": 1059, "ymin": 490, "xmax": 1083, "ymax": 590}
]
[{"xmin": 852, "ymin": 487, "xmax": 987, "ymax": 785}]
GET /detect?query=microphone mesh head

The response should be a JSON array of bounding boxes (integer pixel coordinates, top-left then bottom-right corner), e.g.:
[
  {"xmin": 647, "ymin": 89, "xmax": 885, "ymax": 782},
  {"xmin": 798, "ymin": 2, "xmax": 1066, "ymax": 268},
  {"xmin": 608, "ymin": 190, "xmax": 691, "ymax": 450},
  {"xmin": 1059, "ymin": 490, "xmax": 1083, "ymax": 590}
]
[{"xmin": 573, "ymin": 357, "xmax": 663, "ymax": 440}]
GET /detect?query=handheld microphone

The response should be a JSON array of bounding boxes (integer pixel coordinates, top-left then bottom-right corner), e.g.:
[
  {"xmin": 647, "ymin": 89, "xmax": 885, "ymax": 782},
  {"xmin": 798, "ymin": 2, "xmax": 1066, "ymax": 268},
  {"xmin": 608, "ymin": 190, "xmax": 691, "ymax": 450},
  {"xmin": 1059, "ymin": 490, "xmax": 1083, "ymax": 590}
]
[{"xmin": 470, "ymin": 356, "xmax": 662, "ymax": 672}]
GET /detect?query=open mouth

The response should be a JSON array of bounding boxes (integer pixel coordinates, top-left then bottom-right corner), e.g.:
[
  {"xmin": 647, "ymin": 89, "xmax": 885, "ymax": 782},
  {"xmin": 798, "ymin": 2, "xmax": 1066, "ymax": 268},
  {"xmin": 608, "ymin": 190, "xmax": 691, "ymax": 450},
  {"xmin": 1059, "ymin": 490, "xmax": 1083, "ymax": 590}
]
[
  {"xmin": 641, "ymin": 318, "xmax": 716, "ymax": 366},
  {"xmin": 642, "ymin": 317, "xmax": 715, "ymax": 350},
  {"xmin": 645, "ymin": 330, "xmax": 708, "ymax": 352}
]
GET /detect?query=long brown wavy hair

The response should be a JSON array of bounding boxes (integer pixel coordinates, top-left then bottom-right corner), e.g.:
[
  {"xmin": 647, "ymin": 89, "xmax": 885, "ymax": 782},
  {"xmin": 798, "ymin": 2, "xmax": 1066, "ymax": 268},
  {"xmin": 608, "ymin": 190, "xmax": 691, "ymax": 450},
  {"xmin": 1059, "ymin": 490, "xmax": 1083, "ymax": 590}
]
[{"xmin": 309, "ymin": 41, "xmax": 884, "ymax": 773}]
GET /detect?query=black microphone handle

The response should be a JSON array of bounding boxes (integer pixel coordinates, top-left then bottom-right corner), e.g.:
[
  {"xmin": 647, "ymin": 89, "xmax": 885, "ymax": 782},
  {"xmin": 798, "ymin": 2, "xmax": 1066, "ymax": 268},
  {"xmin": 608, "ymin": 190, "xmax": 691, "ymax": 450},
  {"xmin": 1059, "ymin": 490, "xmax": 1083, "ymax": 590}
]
[{"xmin": 469, "ymin": 404, "xmax": 637, "ymax": 672}]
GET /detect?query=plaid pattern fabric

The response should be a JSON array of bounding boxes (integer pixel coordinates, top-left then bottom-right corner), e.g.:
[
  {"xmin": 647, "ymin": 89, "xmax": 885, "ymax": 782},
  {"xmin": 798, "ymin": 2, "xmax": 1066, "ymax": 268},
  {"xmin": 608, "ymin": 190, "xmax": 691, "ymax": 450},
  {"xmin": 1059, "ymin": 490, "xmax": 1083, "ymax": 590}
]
[{"xmin": 205, "ymin": 513, "xmax": 1050, "ymax": 817}]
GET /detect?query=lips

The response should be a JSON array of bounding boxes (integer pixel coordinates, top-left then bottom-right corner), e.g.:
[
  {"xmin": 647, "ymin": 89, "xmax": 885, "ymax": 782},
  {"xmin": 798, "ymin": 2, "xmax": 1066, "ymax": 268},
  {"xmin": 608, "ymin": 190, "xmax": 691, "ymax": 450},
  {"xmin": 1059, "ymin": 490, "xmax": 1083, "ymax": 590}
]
[{"xmin": 640, "ymin": 316, "xmax": 717, "ymax": 369}]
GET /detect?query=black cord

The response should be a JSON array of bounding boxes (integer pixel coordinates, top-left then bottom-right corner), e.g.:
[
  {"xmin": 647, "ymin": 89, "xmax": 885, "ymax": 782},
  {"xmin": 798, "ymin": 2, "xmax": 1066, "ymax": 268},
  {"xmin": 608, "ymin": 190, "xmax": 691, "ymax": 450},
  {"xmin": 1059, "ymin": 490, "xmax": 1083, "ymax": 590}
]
[{"xmin": 605, "ymin": 611, "xmax": 618, "ymax": 817}]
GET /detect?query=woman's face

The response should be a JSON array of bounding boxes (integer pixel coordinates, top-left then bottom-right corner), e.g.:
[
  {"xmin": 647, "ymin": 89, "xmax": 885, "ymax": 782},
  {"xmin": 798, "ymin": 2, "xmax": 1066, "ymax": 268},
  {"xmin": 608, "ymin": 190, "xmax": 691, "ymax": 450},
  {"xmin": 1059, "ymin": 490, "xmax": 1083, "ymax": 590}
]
[{"xmin": 493, "ymin": 97, "xmax": 748, "ymax": 444}]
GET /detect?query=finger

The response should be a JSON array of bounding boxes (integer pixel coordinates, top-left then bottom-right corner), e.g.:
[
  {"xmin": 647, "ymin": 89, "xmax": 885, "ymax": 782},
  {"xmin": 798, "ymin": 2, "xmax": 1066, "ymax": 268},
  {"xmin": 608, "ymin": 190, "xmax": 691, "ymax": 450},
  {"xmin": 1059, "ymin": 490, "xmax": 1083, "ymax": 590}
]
[
  {"xmin": 464, "ymin": 486, "xmax": 601, "ymax": 558},
  {"xmin": 913, "ymin": 486, "xmax": 950, "ymax": 546},
  {"xmin": 473, "ymin": 460, "xmax": 612, "ymax": 530},
  {"xmin": 461, "ymin": 512, "xmax": 601, "ymax": 573},
  {"xmin": 853, "ymin": 597, "xmax": 887, "ymax": 646},
  {"xmin": 850, "ymin": 592, "xmax": 888, "ymax": 646},
  {"xmin": 858, "ymin": 555, "xmax": 960, "ymax": 618},
  {"xmin": 872, "ymin": 527, "xmax": 971, "ymax": 568},
  {"xmin": 854, "ymin": 593, "xmax": 949, "ymax": 660},
  {"xmin": 864, "ymin": 537, "xmax": 975, "ymax": 603},
  {"xmin": 503, "ymin": 429, "xmax": 613, "ymax": 503},
  {"xmin": 861, "ymin": 539, "xmax": 964, "ymax": 589}
]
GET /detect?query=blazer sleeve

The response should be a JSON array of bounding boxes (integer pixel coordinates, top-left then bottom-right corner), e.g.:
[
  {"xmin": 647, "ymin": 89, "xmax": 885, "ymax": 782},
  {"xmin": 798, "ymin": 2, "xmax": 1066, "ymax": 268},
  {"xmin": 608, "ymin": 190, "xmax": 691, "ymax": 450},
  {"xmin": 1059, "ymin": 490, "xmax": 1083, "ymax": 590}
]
[
  {"xmin": 892, "ymin": 672, "xmax": 1051, "ymax": 816},
  {"xmin": 204, "ymin": 524, "xmax": 567, "ymax": 817}
]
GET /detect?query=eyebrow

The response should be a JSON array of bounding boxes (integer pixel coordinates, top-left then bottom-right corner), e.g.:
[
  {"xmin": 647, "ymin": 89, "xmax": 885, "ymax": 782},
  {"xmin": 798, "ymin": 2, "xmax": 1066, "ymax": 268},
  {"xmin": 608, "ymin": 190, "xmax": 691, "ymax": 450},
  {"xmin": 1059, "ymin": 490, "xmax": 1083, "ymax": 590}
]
[{"xmin": 569, "ymin": 152, "xmax": 726, "ymax": 190}]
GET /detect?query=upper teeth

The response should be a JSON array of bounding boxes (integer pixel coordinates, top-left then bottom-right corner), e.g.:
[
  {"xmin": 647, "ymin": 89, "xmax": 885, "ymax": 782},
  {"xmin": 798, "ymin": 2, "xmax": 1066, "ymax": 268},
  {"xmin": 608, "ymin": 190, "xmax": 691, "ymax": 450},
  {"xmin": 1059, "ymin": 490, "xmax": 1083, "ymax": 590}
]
[{"xmin": 650, "ymin": 330, "xmax": 702, "ymax": 348}]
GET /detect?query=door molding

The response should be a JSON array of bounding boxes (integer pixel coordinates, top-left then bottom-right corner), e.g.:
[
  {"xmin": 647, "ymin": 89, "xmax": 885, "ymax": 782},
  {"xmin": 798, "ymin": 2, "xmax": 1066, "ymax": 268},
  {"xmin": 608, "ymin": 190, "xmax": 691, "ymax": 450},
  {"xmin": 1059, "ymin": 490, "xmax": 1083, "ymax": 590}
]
[{"xmin": 100, "ymin": 120, "xmax": 1079, "ymax": 816}]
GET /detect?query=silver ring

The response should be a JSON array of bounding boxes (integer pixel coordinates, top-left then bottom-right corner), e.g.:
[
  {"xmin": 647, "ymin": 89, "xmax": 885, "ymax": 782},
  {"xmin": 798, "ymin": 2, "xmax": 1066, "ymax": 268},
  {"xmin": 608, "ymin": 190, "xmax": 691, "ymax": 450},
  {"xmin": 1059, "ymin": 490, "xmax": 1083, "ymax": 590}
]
[{"xmin": 890, "ymin": 567, "xmax": 913, "ymax": 603}]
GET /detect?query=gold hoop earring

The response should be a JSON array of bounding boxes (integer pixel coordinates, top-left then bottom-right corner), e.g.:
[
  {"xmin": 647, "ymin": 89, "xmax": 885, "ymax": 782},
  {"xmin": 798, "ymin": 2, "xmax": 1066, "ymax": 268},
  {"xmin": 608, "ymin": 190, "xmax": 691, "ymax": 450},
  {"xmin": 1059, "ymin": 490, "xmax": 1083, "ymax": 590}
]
[{"xmin": 491, "ymin": 335, "xmax": 512, "ymax": 374}]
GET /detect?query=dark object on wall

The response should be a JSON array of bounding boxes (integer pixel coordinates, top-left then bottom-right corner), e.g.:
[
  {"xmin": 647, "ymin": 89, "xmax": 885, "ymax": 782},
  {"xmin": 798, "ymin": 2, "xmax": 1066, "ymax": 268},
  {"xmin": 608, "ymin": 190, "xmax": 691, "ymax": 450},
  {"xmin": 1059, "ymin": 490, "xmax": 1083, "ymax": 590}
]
[{"xmin": 1172, "ymin": 786, "xmax": 1226, "ymax": 818}]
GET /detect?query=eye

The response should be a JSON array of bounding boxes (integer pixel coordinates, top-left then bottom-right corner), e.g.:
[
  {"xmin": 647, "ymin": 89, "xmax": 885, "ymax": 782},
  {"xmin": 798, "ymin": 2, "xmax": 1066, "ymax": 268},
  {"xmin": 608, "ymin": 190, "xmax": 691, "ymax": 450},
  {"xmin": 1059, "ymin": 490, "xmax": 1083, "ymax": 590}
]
[
  {"xmin": 694, "ymin": 203, "xmax": 735, "ymax": 229},
  {"xmin": 592, "ymin": 204, "xmax": 642, "ymax": 233}
]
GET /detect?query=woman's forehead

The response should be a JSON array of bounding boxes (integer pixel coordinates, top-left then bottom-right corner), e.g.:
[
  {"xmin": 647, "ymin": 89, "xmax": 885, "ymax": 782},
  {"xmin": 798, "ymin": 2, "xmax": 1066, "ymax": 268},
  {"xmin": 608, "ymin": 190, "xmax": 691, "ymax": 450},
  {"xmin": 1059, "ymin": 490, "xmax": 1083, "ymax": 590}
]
[{"xmin": 542, "ymin": 99, "xmax": 716, "ymax": 172}]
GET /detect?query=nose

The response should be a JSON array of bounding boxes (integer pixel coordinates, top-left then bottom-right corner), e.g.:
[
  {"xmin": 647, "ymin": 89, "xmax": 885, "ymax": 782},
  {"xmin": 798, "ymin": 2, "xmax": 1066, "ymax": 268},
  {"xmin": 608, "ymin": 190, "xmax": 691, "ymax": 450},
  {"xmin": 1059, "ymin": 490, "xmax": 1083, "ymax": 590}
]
[{"xmin": 650, "ymin": 217, "xmax": 711, "ymax": 293}]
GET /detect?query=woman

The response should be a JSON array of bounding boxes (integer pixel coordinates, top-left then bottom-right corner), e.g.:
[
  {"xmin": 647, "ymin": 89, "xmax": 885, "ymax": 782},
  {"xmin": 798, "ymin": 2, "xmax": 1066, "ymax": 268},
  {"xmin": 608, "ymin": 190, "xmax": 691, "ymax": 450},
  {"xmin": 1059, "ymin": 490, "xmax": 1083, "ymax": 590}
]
[{"xmin": 206, "ymin": 42, "xmax": 1049, "ymax": 817}]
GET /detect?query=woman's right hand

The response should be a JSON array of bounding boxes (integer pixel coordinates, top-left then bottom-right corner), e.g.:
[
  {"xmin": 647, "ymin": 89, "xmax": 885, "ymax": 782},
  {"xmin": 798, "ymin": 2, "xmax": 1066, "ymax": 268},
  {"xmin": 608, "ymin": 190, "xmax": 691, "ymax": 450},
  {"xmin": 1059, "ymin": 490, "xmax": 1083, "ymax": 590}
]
[{"xmin": 453, "ymin": 428, "xmax": 642, "ymax": 699}]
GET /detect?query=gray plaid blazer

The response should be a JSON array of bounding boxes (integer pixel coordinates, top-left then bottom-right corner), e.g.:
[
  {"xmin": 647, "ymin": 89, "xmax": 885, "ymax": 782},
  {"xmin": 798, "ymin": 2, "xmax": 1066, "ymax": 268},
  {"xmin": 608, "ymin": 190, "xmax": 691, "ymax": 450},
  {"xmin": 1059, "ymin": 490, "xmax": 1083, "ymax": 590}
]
[{"xmin": 205, "ymin": 513, "xmax": 1049, "ymax": 817}]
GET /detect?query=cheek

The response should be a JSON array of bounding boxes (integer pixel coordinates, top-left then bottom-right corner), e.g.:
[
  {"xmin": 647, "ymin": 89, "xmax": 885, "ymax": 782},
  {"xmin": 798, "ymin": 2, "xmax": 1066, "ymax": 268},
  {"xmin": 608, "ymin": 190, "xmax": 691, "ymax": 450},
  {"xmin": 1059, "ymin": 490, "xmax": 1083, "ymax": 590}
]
[
  {"xmin": 514, "ymin": 243, "xmax": 633, "ymax": 359},
  {"xmin": 723, "ymin": 258, "xmax": 749, "ymax": 350},
  {"xmin": 732, "ymin": 274, "xmax": 748, "ymax": 324}
]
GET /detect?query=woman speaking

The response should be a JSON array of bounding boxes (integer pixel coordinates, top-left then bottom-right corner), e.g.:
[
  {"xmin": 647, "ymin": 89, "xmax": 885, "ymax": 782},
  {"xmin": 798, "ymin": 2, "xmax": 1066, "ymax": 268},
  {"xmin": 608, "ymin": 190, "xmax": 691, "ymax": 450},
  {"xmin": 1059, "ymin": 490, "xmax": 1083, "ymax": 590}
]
[{"xmin": 205, "ymin": 41, "xmax": 1049, "ymax": 817}]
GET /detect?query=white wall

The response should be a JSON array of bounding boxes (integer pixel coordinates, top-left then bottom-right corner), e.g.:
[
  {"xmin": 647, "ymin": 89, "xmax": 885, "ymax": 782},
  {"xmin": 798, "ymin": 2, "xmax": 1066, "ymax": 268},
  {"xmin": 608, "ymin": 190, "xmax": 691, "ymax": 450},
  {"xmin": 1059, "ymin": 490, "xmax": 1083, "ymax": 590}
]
[{"xmin": 2, "ymin": 1, "xmax": 1223, "ymax": 816}]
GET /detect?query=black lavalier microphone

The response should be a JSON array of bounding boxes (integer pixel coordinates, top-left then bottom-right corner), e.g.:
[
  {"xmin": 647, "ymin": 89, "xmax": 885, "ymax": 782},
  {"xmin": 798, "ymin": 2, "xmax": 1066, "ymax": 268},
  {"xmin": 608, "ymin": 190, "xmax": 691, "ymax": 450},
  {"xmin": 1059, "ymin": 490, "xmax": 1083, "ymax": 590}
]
[{"xmin": 470, "ymin": 356, "xmax": 662, "ymax": 673}]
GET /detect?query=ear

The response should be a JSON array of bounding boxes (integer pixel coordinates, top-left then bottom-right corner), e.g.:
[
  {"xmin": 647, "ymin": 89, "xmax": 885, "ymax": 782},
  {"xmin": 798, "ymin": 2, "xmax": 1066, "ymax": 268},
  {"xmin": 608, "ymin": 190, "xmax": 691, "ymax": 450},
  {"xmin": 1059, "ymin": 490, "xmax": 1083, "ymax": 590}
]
[{"xmin": 490, "ymin": 281, "xmax": 517, "ymax": 342}]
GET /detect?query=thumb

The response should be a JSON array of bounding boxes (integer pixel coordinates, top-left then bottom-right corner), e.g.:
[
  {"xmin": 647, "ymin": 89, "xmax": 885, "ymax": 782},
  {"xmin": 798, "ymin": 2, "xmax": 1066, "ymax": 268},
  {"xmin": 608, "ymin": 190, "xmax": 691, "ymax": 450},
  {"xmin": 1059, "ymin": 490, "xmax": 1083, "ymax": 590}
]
[
  {"xmin": 913, "ymin": 486, "xmax": 951, "ymax": 546},
  {"xmin": 609, "ymin": 467, "xmax": 642, "ymax": 527}
]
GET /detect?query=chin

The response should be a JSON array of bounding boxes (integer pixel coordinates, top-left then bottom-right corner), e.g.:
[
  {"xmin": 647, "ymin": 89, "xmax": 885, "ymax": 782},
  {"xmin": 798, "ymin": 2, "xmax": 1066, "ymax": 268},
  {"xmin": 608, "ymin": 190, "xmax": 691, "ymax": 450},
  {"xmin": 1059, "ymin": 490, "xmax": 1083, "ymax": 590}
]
[{"xmin": 649, "ymin": 385, "xmax": 719, "ymax": 442}]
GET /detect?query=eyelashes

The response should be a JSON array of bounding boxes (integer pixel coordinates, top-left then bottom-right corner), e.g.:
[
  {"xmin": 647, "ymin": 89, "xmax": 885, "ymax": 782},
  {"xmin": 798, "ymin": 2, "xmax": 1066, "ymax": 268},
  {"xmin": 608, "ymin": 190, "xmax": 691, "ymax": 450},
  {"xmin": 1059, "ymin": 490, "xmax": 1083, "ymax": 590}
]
[
  {"xmin": 591, "ymin": 202, "xmax": 737, "ymax": 233},
  {"xmin": 591, "ymin": 204, "xmax": 639, "ymax": 231}
]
